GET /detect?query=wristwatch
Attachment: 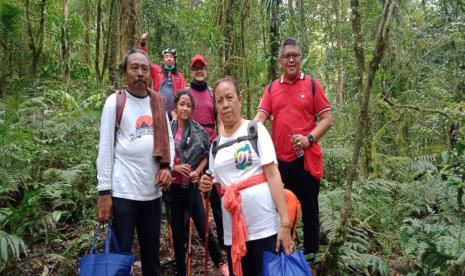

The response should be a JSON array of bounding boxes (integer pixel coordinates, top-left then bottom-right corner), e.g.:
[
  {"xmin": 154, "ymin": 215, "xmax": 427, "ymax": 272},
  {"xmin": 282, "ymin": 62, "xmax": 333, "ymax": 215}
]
[{"xmin": 307, "ymin": 134, "xmax": 314, "ymax": 144}]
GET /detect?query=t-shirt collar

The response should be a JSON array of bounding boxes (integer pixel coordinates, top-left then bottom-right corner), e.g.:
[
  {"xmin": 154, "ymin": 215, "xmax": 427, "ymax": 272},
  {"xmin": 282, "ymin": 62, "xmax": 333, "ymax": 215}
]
[{"xmin": 279, "ymin": 72, "xmax": 305, "ymax": 84}]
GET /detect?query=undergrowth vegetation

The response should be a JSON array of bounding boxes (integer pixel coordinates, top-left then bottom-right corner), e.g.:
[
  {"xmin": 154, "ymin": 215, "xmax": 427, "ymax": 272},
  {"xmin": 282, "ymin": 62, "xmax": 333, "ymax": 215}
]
[{"xmin": 1, "ymin": 0, "xmax": 465, "ymax": 275}]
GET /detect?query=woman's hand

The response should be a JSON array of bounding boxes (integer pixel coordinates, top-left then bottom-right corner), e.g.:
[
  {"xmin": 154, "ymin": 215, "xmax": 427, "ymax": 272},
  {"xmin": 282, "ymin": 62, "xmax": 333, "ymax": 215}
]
[
  {"xmin": 189, "ymin": 170, "xmax": 200, "ymax": 182},
  {"xmin": 174, "ymin": 164, "xmax": 191, "ymax": 177},
  {"xmin": 199, "ymin": 174, "xmax": 213, "ymax": 193},
  {"xmin": 276, "ymin": 225, "xmax": 295, "ymax": 255}
]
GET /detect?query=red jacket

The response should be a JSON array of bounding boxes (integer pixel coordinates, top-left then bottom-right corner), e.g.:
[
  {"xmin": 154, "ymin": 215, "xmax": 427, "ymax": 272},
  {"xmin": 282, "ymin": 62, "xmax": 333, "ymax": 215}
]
[
  {"xmin": 149, "ymin": 63, "xmax": 186, "ymax": 92},
  {"xmin": 139, "ymin": 44, "xmax": 186, "ymax": 93}
]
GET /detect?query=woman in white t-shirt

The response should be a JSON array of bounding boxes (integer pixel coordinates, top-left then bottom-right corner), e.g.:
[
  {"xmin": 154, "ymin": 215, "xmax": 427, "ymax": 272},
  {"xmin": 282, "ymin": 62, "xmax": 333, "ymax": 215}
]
[{"xmin": 199, "ymin": 77, "xmax": 294, "ymax": 276}]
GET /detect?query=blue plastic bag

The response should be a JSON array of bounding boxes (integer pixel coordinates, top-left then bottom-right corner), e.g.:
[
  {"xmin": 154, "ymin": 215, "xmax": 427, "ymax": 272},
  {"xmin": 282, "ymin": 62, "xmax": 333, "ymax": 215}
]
[
  {"xmin": 79, "ymin": 223, "xmax": 134, "ymax": 276},
  {"xmin": 263, "ymin": 249, "xmax": 312, "ymax": 276}
]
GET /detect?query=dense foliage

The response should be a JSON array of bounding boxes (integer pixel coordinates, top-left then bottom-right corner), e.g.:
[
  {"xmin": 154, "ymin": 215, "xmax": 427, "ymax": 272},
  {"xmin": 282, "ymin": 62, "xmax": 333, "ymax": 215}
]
[{"xmin": 0, "ymin": 0, "xmax": 464, "ymax": 275}]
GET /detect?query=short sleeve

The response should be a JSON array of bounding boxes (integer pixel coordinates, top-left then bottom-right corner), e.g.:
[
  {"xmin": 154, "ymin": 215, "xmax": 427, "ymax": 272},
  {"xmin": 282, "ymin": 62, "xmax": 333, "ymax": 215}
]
[
  {"xmin": 312, "ymin": 78, "xmax": 331, "ymax": 116},
  {"xmin": 258, "ymin": 85, "xmax": 272, "ymax": 118},
  {"xmin": 256, "ymin": 122, "xmax": 277, "ymax": 166}
]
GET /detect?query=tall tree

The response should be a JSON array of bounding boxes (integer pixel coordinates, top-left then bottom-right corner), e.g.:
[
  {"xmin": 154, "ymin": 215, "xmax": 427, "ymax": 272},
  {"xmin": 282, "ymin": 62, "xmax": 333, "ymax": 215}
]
[
  {"xmin": 61, "ymin": 0, "xmax": 70, "ymax": 84},
  {"xmin": 298, "ymin": 0, "xmax": 306, "ymax": 56},
  {"xmin": 334, "ymin": 0, "xmax": 344, "ymax": 104},
  {"xmin": 82, "ymin": 0, "xmax": 91, "ymax": 65},
  {"xmin": 221, "ymin": 0, "xmax": 235, "ymax": 76},
  {"xmin": 267, "ymin": 0, "xmax": 280, "ymax": 81},
  {"xmin": 319, "ymin": 0, "xmax": 399, "ymax": 273},
  {"xmin": 0, "ymin": 3, "xmax": 21, "ymax": 98},
  {"xmin": 25, "ymin": 0, "xmax": 47, "ymax": 76},
  {"xmin": 119, "ymin": 0, "xmax": 141, "ymax": 62},
  {"xmin": 240, "ymin": 0, "xmax": 251, "ymax": 118},
  {"xmin": 95, "ymin": 0, "xmax": 102, "ymax": 87},
  {"xmin": 107, "ymin": 0, "xmax": 119, "ymax": 88}
]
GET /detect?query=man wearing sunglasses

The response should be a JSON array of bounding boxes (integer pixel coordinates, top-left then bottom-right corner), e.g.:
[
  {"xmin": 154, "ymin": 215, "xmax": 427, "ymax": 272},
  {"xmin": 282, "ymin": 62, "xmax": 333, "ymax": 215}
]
[
  {"xmin": 254, "ymin": 38, "xmax": 333, "ymax": 259},
  {"xmin": 139, "ymin": 33, "xmax": 186, "ymax": 120}
]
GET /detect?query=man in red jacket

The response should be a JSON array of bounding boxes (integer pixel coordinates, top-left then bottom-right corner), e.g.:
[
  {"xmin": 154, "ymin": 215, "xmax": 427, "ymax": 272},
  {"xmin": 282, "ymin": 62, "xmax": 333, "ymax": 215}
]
[{"xmin": 139, "ymin": 33, "xmax": 186, "ymax": 120}]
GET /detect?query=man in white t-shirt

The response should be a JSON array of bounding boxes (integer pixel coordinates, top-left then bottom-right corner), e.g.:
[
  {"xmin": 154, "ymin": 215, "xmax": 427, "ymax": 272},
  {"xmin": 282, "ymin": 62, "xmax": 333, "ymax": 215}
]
[{"xmin": 96, "ymin": 48, "xmax": 174, "ymax": 276}]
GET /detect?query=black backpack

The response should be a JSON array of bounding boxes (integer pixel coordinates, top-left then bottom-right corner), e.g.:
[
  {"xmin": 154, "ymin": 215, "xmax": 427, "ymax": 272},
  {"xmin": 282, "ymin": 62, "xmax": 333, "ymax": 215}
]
[{"xmin": 211, "ymin": 121, "xmax": 259, "ymax": 159}]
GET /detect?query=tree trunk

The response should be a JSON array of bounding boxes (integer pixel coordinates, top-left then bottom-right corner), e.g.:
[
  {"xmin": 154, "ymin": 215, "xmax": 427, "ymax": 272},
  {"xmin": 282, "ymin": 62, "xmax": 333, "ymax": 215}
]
[
  {"xmin": 288, "ymin": 0, "xmax": 297, "ymax": 36},
  {"xmin": 108, "ymin": 0, "xmax": 120, "ymax": 88},
  {"xmin": 25, "ymin": 0, "xmax": 47, "ymax": 76},
  {"xmin": 268, "ymin": 0, "xmax": 280, "ymax": 82},
  {"xmin": 335, "ymin": 0, "xmax": 344, "ymax": 104},
  {"xmin": 96, "ymin": 0, "xmax": 116, "ymax": 85},
  {"xmin": 82, "ymin": 0, "xmax": 90, "ymax": 65},
  {"xmin": 223, "ymin": 0, "xmax": 235, "ymax": 76},
  {"xmin": 119, "ymin": 0, "xmax": 141, "ymax": 62},
  {"xmin": 298, "ymin": 0, "xmax": 306, "ymax": 56},
  {"xmin": 95, "ymin": 0, "xmax": 102, "ymax": 87},
  {"xmin": 319, "ymin": 0, "xmax": 399, "ymax": 273},
  {"xmin": 240, "ymin": 0, "xmax": 251, "ymax": 118},
  {"xmin": 61, "ymin": 0, "xmax": 70, "ymax": 84}
]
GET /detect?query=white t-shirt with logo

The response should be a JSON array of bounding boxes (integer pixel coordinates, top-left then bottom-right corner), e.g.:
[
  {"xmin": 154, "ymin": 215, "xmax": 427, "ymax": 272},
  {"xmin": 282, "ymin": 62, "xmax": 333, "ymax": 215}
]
[
  {"xmin": 209, "ymin": 120, "xmax": 280, "ymax": 245},
  {"xmin": 96, "ymin": 91, "xmax": 174, "ymax": 201}
]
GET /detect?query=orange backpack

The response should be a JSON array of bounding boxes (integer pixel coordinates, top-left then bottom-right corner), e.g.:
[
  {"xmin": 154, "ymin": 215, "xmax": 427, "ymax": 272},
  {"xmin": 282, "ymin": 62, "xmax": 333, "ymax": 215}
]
[{"xmin": 284, "ymin": 189, "xmax": 301, "ymax": 238}]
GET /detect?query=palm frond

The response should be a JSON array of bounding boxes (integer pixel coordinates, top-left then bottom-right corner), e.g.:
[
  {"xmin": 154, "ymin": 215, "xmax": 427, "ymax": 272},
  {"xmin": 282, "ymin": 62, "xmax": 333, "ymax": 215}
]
[
  {"xmin": 0, "ymin": 229, "xmax": 27, "ymax": 263},
  {"xmin": 0, "ymin": 3, "xmax": 21, "ymax": 49}
]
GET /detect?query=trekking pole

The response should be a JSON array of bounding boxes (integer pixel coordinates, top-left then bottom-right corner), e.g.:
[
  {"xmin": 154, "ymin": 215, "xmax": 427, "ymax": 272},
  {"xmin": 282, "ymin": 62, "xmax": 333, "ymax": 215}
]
[
  {"xmin": 162, "ymin": 194, "xmax": 176, "ymax": 270},
  {"xmin": 186, "ymin": 217, "xmax": 193, "ymax": 275},
  {"xmin": 203, "ymin": 170, "xmax": 213, "ymax": 276},
  {"xmin": 187, "ymin": 177, "xmax": 195, "ymax": 276}
]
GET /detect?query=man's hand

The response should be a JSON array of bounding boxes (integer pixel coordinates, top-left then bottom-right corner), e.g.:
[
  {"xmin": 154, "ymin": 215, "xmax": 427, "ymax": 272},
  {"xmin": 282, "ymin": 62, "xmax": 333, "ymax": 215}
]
[
  {"xmin": 156, "ymin": 167, "xmax": 172, "ymax": 190},
  {"xmin": 141, "ymin": 32, "xmax": 148, "ymax": 43},
  {"xmin": 292, "ymin": 134, "xmax": 311, "ymax": 151},
  {"xmin": 97, "ymin": 195, "xmax": 113, "ymax": 223}
]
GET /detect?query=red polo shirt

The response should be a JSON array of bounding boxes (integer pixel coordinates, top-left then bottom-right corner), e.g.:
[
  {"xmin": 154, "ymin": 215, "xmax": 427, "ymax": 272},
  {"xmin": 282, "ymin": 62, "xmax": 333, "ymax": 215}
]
[{"xmin": 258, "ymin": 73, "xmax": 330, "ymax": 178}]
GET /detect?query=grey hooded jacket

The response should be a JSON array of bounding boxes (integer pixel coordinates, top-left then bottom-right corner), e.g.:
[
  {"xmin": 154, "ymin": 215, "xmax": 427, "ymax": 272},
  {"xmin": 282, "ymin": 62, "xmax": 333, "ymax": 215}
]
[{"xmin": 170, "ymin": 119, "xmax": 210, "ymax": 169}]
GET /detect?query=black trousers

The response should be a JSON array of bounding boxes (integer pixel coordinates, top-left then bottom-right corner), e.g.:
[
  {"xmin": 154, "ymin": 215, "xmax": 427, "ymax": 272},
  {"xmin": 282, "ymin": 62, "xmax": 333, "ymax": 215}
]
[
  {"xmin": 278, "ymin": 157, "xmax": 320, "ymax": 254},
  {"xmin": 111, "ymin": 197, "xmax": 162, "ymax": 276},
  {"xmin": 168, "ymin": 184, "xmax": 223, "ymax": 276},
  {"xmin": 225, "ymin": 234, "xmax": 277, "ymax": 276}
]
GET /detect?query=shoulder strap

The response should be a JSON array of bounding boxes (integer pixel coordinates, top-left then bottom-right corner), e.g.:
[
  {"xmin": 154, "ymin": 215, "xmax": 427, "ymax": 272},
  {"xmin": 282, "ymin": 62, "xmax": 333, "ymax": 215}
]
[
  {"xmin": 247, "ymin": 121, "xmax": 259, "ymax": 157},
  {"xmin": 266, "ymin": 82, "xmax": 273, "ymax": 94},
  {"xmin": 211, "ymin": 121, "xmax": 259, "ymax": 159},
  {"xmin": 310, "ymin": 76, "xmax": 316, "ymax": 96},
  {"xmin": 115, "ymin": 90, "xmax": 126, "ymax": 129},
  {"xmin": 208, "ymin": 86, "xmax": 218, "ymax": 120}
]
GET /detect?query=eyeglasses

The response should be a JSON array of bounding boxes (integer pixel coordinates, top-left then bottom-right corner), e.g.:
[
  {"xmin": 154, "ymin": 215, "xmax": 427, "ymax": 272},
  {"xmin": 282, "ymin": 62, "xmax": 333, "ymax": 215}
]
[{"xmin": 280, "ymin": 53, "xmax": 301, "ymax": 61}]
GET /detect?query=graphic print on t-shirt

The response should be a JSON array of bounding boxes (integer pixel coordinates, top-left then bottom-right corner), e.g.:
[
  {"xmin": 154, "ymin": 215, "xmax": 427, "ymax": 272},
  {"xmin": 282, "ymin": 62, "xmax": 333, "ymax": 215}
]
[
  {"xmin": 130, "ymin": 115, "xmax": 153, "ymax": 141},
  {"xmin": 234, "ymin": 143, "xmax": 252, "ymax": 170}
]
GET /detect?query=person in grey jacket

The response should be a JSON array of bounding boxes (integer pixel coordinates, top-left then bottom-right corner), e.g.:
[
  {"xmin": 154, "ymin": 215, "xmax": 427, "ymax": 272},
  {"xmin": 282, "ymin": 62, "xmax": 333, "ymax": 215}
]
[{"xmin": 168, "ymin": 89, "xmax": 229, "ymax": 276}]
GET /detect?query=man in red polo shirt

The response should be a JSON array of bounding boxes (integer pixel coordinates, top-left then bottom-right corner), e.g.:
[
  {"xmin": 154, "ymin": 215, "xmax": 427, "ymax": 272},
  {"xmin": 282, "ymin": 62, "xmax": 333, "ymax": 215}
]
[
  {"xmin": 254, "ymin": 38, "xmax": 333, "ymax": 256},
  {"xmin": 139, "ymin": 33, "xmax": 186, "ymax": 120}
]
